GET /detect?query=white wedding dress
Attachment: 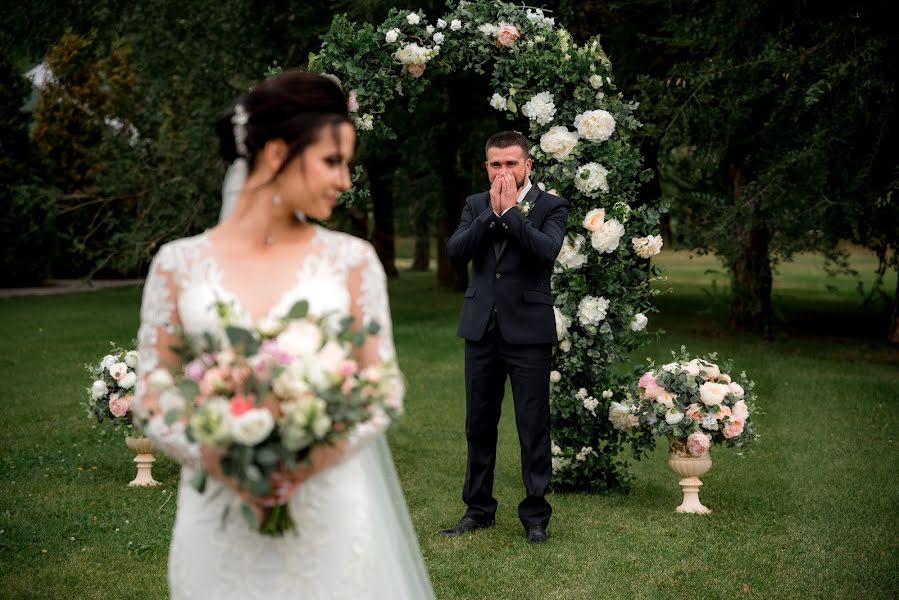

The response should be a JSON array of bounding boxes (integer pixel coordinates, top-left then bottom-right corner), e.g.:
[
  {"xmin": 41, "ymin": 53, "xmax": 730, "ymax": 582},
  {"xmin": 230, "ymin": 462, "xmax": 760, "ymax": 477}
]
[{"xmin": 134, "ymin": 225, "xmax": 434, "ymax": 599}]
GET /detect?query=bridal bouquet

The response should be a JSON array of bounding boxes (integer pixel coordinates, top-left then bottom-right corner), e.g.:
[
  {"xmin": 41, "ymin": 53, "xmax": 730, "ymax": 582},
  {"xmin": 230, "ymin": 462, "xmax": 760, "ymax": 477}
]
[
  {"xmin": 633, "ymin": 349, "xmax": 758, "ymax": 456},
  {"xmin": 85, "ymin": 343, "xmax": 138, "ymax": 430},
  {"xmin": 150, "ymin": 300, "xmax": 401, "ymax": 536}
]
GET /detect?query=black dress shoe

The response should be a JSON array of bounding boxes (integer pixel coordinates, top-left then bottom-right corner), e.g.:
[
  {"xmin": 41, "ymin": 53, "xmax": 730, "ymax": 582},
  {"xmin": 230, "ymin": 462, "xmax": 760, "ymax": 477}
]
[
  {"xmin": 525, "ymin": 525, "xmax": 549, "ymax": 544},
  {"xmin": 440, "ymin": 516, "xmax": 495, "ymax": 536}
]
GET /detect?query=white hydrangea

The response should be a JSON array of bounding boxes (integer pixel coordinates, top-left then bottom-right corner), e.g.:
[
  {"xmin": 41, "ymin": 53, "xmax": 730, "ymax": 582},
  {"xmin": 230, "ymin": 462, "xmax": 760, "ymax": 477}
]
[
  {"xmin": 630, "ymin": 313, "xmax": 648, "ymax": 331},
  {"xmin": 590, "ymin": 218, "xmax": 624, "ymax": 253},
  {"xmin": 577, "ymin": 295, "xmax": 609, "ymax": 326},
  {"xmin": 582, "ymin": 395, "xmax": 599, "ymax": 416},
  {"xmin": 489, "ymin": 93, "xmax": 507, "ymax": 111},
  {"xmin": 554, "ymin": 306, "xmax": 572, "ymax": 340},
  {"xmin": 574, "ymin": 162, "xmax": 610, "ymax": 197},
  {"xmin": 353, "ymin": 113, "xmax": 374, "ymax": 131},
  {"xmin": 394, "ymin": 42, "xmax": 437, "ymax": 65},
  {"xmin": 525, "ymin": 8, "xmax": 555, "ymax": 27},
  {"xmin": 559, "ymin": 339, "xmax": 572, "ymax": 352},
  {"xmin": 589, "ymin": 74, "xmax": 604, "ymax": 89},
  {"xmin": 406, "ymin": 12, "xmax": 421, "ymax": 25},
  {"xmin": 555, "ymin": 234, "xmax": 588, "ymax": 271},
  {"xmin": 601, "ymin": 389, "xmax": 613, "ymax": 399},
  {"xmin": 450, "ymin": 19, "xmax": 463, "ymax": 31},
  {"xmin": 551, "ymin": 442, "xmax": 563, "ymax": 456},
  {"xmin": 478, "ymin": 23, "xmax": 499, "ymax": 37},
  {"xmin": 521, "ymin": 91, "xmax": 556, "ymax": 125},
  {"xmin": 385, "ymin": 28, "xmax": 400, "ymax": 43},
  {"xmin": 631, "ymin": 235, "xmax": 664, "ymax": 258},
  {"xmin": 552, "ymin": 456, "xmax": 571, "ymax": 473},
  {"xmin": 576, "ymin": 388, "xmax": 589, "ymax": 400},
  {"xmin": 539, "ymin": 126, "xmax": 579, "ymax": 161},
  {"xmin": 574, "ymin": 109, "xmax": 616, "ymax": 143},
  {"xmin": 575, "ymin": 446, "xmax": 597, "ymax": 462}
]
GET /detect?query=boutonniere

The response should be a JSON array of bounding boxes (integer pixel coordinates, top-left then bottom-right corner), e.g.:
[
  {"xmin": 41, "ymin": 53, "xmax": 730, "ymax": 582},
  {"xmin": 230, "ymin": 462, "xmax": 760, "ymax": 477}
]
[{"xmin": 518, "ymin": 201, "xmax": 534, "ymax": 216}]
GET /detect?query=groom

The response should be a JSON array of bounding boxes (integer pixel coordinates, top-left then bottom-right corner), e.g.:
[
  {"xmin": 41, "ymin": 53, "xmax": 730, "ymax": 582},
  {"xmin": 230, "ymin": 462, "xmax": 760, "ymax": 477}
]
[{"xmin": 442, "ymin": 131, "xmax": 569, "ymax": 544}]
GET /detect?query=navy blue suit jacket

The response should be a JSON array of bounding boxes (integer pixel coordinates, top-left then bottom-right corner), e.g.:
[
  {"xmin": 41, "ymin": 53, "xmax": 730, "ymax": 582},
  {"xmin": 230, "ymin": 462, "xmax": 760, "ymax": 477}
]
[{"xmin": 447, "ymin": 186, "xmax": 570, "ymax": 344}]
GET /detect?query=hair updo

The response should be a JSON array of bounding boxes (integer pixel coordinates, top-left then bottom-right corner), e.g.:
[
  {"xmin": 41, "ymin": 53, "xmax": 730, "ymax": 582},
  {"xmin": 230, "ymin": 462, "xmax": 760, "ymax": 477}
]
[{"xmin": 215, "ymin": 70, "xmax": 352, "ymax": 174}]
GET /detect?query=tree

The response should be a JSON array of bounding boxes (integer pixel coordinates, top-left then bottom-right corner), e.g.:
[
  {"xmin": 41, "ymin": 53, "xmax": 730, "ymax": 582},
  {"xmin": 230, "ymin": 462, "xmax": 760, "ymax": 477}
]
[{"xmin": 638, "ymin": 0, "xmax": 899, "ymax": 334}]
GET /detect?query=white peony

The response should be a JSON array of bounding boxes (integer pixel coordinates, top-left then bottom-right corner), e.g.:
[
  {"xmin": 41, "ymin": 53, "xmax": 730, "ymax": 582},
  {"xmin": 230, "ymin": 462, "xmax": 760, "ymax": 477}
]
[
  {"xmin": 407, "ymin": 12, "xmax": 421, "ymax": 25},
  {"xmin": 108, "ymin": 362, "xmax": 128, "ymax": 380},
  {"xmin": 602, "ymin": 390, "xmax": 613, "ymax": 399},
  {"xmin": 385, "ymin": 28, "xmax": 400, "ymax": 43},
  {"xmin": 436, "ymin": 18, "xmax": 447, "ymax": 29},
  {"xmin": 631, "ymin": 235, "xmax": 664, "ymax": 258},
  {"xmin": 665, "ymin": 409, "xmax": 685, "ymax": 425},
  {"xmin": 699, "ymin": 382, "xmax": 729, "ymax": 407},
  {"xmin": 729, "ymin": 382, "xmax": 746, "ymax": 399},
  {"xmin": 608, "ymin": 402, "xmax": 638, "ymax": 430},
  {"xmin": 230, "ymin": 408, "xmax": 276, "ymax": 446},
  {"xmin": 590, "ymin": 218, "xmax": 624, "ymax": 253},
  {"xmin": 489, "ymin": 93, "xmax": 507, "ymax": 111},
  {"xmin": 124, "ymin": 351, "xmax": 139, "ymax": 369},
  {"xmin": 90, "ymin": 380, "xmax": 108, "ymax": 400},
  {"xmin": 433, "ymin": 32, "xmax": 444, "ymax": 44},
  {"xmin": 577, "ymin": 295, "xmax": 610, "ymax": 326},
  {"xmin": 574, "ymin": 162, "xmax": 610, "ymax": 197},
  {"xmin": 582, "ymin": 207, "xmax": 606, "ymax": 232},
  {"xmin": 630, "ymin": 313, "xmax": 648, "ymax": 332},
  {"xmin": 732, "ymin": 399, "xmax": 749, "ymax": 421},
  {"xmin": 272, "ymin": 364, "xmax": 311, "ymax": 400},
  {"xmin": 521, "ymin": 91, "xmax": 556, "ymax": 125},
  {"xmin": 573, "ymin": 109, "xmax": 616, "ymax": 142},
  {"xmin": 148, "ymin": 367, "xmax": 174, "ymax": 390},
  {"xmin": 118, "ymin": 371, "xmax": 137, "ymax": 390},
  {"xmin": 450, "ymin": 19, "xmax": 462, "ymax": 31},
  {"xmin": 559, "ymin": 339, "xmax": 572, "ymax": 352},
  {"xmin": 554, "ymin": 306, "xmax": 572, "ymax": 340},
  {"xmin": 549, "ymin": 370, "xmax": 562, "ymax": 383},
  {"xmin": 276, "ymin": 321, "xmax": 322, "ymax": 359},
  {"xmin": 539, "ymin": 126, "xmax": 579, "ymax": 161},
  {"xmin": 589, "ymin": 74, "xmax": 604, "ymax": 89},
  {"xmin": 100, "ymin": 354, "xmax": 117, "ymax": 370},
  {"xmin": 555, "ymin": 234, "xmax": 588, "ymax": 271}
]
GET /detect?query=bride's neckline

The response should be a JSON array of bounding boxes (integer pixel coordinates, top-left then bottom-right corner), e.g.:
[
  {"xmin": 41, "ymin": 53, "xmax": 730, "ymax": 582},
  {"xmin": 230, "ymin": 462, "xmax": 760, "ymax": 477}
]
[{"xmin": 197, "ymin": 225, "xmax": 326, "ymax": 323}]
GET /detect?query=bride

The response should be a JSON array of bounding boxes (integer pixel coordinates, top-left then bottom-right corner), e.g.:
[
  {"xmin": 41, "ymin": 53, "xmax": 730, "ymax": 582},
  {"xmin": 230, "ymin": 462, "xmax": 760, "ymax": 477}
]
[{"xmin": 134, "ymin": 71, "xmax": 434, "ymax": 599}]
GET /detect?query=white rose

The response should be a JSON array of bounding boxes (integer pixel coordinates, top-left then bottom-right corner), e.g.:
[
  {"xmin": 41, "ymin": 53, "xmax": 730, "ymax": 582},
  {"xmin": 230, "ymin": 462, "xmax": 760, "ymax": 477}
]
[
  {"xmin": 699, "ymin": 382, "xmax": 729, "ymax": 406},
  {"xmin": 729, "ymin": 382, "xmax": 746, "ymax": 399},
  {"xmin": 276, "ymin": 321, "xmax": 322, "ymax": 358},
  {"xmin": 574, "ymin": 162, "xmax": 610, "ymax": 197},
  {"xmin": 630, "ymin": 313, "xmax": 648, "ymax": 332},
  {"xmin": 549, "ymin": 370, "xmax": 562, "ymax": 383},
  {"xmin": 100, "ymin": 354, "xmax": 117, "ymax": 370},
  {"xmin": 478, "ymin": 23, "xmax": 499, "ymax": 37},
  {"xmin": 631, "ymin": 235, "xmax": 664, "ymax": 258},
  {"xmin": 124, "ymin": 351, "xmax": 139, "ymax": 369},
  {"xmin": 385, "ymin": 28, "xmax": 400, "ymax": 43},
  {"xmin": 450, "ymin": 19, "xmax": 462, "ymax": 31},
  {"xmin": 90, "ymin": 380, "xmax": 108, "ymax": 400},
  {"xmin": 573, "ymin": 109, "xmax": 616, "ymax": 142},
  {"xmin": 590, "ymin": 219, "xmax": 624, "ymax": 253},
  {"xmin": 230, "ymin": 408, "xmax": 276, "ymax": 446},
  {"xmin": 148, "ymin": 368, "xmax": 174, "ymax": 390},
  {"xmin": 256, "ymin": 316, "xmax": 283, "ymax": 338},
  {"xmin": 433, "ymin": 32, "xmax": 444, "ymax": 44},
  {"xmin": 437, "ymin": 18, "xmax": 447, "ymax": 28},
  {"xmin": 559, "ymin": 339, "xmax": 572, "ymax": 352},
  {"xmin": 521, "ymin": 91, "xmax": 556, "ymax": 125},
  {"xmin": 272, "ymin": 365, "xmax": 310, "ymax": 400},
  {"xmin": 589, "ymin": 74, "xmax": 603, "ymax": 89},
  {"xmin": 108, "ymin": 362, "xmax": 128, "ymax": 381},
  {"xmin": 608, "ymin": 401, "xmax": 635, "ymax": 431},
  {"xmin": 312, "ymin": 414, "xmax": 332, "ymax": 439},
  {"xmin": 554, "ymin": 306, "xmax": 572, "ymax": 340},
  {"xmin": 661, "ymin": 362, "xmax": 679, "ymax": 373},
  {"xmin": 118, "ymin": 371, "xmax": 137, "ymax": 390},
  {"xmin": 577, "ymin": 295, "xmax": 610, "ymax": 326},
  {"xmin": 489, "ymin": 93, "xmax": 507, "ymax": 111},
  {"xmin": 539, "ymin": 126, "xmax": 580, "ymax": 161},
  {"xmin": 665, "ymin": 409, "xmax": 684, "ymax": 425},
  {"xmin": 159, "ymin": 389, "xmax": 186, "ymax": 413}
]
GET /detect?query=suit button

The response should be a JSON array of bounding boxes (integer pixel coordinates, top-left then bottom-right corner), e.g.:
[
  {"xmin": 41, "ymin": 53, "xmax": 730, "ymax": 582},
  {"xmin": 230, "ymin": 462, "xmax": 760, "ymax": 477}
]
[{"xmin": 495, "ymin": 273, "xmax": 502, "ymax": 279}]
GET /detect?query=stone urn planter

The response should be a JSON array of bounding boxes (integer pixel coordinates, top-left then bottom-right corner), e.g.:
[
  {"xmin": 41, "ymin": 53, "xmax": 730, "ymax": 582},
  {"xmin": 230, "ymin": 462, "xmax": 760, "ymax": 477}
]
[
  {"xmin": 125, "ymin": 436, "xmax": 160, "ymax": 487},
  {"xmin": 667, "ymin": 436, "xmax": 712, "ymax": 514}
]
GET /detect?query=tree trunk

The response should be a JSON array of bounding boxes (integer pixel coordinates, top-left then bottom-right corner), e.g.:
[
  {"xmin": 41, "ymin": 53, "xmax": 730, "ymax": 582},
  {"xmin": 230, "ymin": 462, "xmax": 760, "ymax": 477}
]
[
  {"xmin": 889, "ymin": 271, "xmax": 899, "ymax": 345},
  {"xmin": 365, "ymin": 155, "xmax": 399, "ymax": 279},
  {"xmin": 410, "ymin": 235, "xmax": 430, "ymax": 271},
  {"xmin": 727, "ymin": 167, "xmax": 773, "ymax": 335}
]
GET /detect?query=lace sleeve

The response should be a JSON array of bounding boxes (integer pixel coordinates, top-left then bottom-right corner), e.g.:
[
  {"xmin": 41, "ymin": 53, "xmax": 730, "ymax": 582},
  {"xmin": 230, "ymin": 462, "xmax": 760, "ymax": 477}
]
[
  {"xmin": 343, "ymin": 242, "xmax": 405, "ymax": 454},
  {"xmin": 134, "ymin": 244, "xmax": 200, "ymax": 466}
]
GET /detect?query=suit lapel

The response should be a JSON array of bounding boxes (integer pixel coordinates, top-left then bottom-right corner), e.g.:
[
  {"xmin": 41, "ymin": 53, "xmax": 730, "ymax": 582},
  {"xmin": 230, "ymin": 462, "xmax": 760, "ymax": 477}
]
[{"xmin": 497, "ymin": 186, "xmax": 542, "ymax": 261}]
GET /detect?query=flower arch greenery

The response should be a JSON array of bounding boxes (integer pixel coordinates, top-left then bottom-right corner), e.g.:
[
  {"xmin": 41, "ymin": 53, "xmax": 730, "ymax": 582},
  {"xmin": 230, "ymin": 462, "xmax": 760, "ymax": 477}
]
[{"xmin": 309, "ymin": 0, "xmax": 664, "ymax": 492}]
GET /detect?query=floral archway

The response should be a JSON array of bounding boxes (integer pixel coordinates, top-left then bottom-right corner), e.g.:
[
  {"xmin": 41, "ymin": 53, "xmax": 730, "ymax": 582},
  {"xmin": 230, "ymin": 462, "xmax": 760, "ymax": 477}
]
[{"xmin": 310, "ymin": 0, "xmax": 664, "ymax": 492}]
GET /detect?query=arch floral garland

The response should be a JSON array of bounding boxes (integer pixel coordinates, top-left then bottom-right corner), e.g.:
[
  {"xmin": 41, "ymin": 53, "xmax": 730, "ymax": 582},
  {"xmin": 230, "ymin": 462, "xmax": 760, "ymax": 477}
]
[{"xmin": 312, "ymin": 0, "xmax": 663, "ymax": 492}]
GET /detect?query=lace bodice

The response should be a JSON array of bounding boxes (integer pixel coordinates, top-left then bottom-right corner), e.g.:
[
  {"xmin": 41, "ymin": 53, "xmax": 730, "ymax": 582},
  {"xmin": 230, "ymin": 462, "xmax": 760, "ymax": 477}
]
[{"xmin": 134, "ymin": 225, "xmax": 402, "ymax": 465}]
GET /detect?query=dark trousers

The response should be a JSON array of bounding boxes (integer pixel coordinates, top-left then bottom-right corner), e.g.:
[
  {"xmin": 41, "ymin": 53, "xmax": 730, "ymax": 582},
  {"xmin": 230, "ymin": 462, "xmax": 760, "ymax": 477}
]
[{"xmin": 462, "ymin": 325, "xmax": 553, "ymax": 529}]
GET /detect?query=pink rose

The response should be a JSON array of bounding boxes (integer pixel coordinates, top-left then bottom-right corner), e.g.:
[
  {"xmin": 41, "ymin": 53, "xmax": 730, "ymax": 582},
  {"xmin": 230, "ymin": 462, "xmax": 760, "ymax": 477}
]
[
  {"xmin": 200, "ymin": 367, "xmax": 227, "ymax": 396},
  {"xmin": 655, "ymin": 390, "xmax": 676, "ymax": 409},
  {"xmin": 405, "ymin": 63, "xmax": 426, "ymax": 78},
  {"xmin": 722, "ymin": 419, "xmax": 744, "ymax": 439},
  {"xmin": 185, "ymin": 359, "xmax": 206, "ymax": 382},
  {"xmin": 714, "ymin": 405, "xmax": 732, "ymax": 420},
  {"xmin": 341, "ymin": 377, "xmax": 357, "ymax": 395},
  {"xmin": 338, "ymin": 360, "xmax": 358, "ymax": 378},
  {"xmin": 348, "ymin": 90, "xmax": 359, "ymax": 113},
  {"xmin": 685, "ymin": 403, "xmax": 702, "ymax": 421},
  {"xmin": 496, "ymin": 23, "xmax": 520, "ymax": 47},
  {"xmin": 109, "ymin": 393, "xmax": 130, "ymax": 418},
  {"xmin": 229, "ymin": 395, "xmax": 254, "ymax": 417},
  {"xmin": 638, "ymin": 370, "xmax": 657, "ymax": 390},
  {"xmin": 687, "ymin": 432, "xmax": 711, "ymax": 457}
]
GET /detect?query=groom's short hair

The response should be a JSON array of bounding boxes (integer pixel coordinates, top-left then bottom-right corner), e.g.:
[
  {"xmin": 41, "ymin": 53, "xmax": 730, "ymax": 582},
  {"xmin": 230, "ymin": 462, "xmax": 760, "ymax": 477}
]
[{"xmin": 485, "ymin": 131, "xmax": 529, "ymax": 159}]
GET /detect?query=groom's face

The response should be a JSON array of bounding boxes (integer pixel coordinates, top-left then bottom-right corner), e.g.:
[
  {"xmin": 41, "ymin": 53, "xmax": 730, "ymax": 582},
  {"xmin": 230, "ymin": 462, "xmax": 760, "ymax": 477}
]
[{"xmin": 485, "ymin": 145, "xmax": 531, "ymax": 191}]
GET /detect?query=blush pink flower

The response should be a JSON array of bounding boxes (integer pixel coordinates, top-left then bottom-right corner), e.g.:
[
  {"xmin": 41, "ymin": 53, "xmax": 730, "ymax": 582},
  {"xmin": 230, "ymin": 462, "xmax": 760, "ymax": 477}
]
[
  {"xmin": 405, "ymin": 63, "xmax": 426, "ymax": 78},
  {"xmin": 229, "ymin": 395, "xmax": 255, "ymax": 417},
  {"xmin": 496, "ymin": 23, "xmax": 521, "ymax": 47},
  {"xmin": 685, "ymin": 403, "xmax": 703, "ymax": 421},
  {"xmin": 338, "ymin": 360, "xmax": 358, "ymax": 378},
  {"xmin": 722, "ymin": 419, "xmax": 745, "ymax": 439},
  {"xmin": 347, "ymin": 90, "xmax": 359, "ymax": 113},
  {"xmin": 638, "ymin": 370, "xmax": 657, "ymax": 392},
  {"xmin": 687, "ymin": 432, "xmax": 711, "ymax": 457},
  {"xmin": 714, "ymin": 405, "xmax": 732, "ymax": 420},
  {"xmin": 185, "ymin": 359, "xmax": 207, "ymax": 382},
  {"xmin": 109, "ymin": 393, "xmax": 130, "ymax": 417},
  {"xmin": 341, "ymin": 378, "xmax": 357, "ymax": 396}
]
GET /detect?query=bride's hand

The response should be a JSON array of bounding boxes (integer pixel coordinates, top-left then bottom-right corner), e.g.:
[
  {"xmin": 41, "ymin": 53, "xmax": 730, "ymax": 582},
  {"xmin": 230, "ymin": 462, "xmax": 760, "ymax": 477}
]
[
  {"xmin": 261, "ymin": 438, "xmax": 350, "ymax": 505},
  {"xmin": 200, "ymin": 446, "xmax": 268, "ymax": 517}
]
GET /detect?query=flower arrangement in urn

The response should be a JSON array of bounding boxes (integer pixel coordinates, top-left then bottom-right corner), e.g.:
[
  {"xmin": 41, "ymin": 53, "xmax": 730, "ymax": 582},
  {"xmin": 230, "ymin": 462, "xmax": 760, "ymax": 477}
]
[
  {"xmin": 631, "ymin": 348, "xmax": 759, "ymax": 513},
  {"xmin": 85, "ymin": 343, "xmax": 139, "ymax": 431}
]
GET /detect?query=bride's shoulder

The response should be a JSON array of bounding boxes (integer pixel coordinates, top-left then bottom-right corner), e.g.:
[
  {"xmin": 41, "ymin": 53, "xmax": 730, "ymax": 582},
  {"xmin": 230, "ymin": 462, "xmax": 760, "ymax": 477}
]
[
  {"xmin": 315, "ymin": 227, "xmax": 376, "ymax": 259},
  {"xmin": 150, "ymin": 232, "xmax": 210, "ymax": 267}
]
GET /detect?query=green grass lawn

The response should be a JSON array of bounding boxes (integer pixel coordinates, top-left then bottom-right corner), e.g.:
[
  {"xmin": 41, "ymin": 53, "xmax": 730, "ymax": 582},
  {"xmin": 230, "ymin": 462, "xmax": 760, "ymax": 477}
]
[{"xmin": 1, "ymin": 249, "xmax": 897, "ymax": 599}]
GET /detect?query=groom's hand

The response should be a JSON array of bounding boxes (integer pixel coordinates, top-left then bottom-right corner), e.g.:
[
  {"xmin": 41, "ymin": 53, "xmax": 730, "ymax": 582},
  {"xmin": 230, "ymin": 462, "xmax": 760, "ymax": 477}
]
[
  {"xmin": 490, "ymin": 173, "xmax": 505, "ymax": 215},
  {"xmin": 499, "ymin": 171, "xmax": 518, "ymax": 213}
]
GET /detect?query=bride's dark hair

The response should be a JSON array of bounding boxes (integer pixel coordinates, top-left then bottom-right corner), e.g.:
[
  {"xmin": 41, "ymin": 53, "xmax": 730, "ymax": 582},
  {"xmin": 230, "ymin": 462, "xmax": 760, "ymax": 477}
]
[{"xmin": 215, "ymin": 70, "xmax": 351, "ymax": 174}]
